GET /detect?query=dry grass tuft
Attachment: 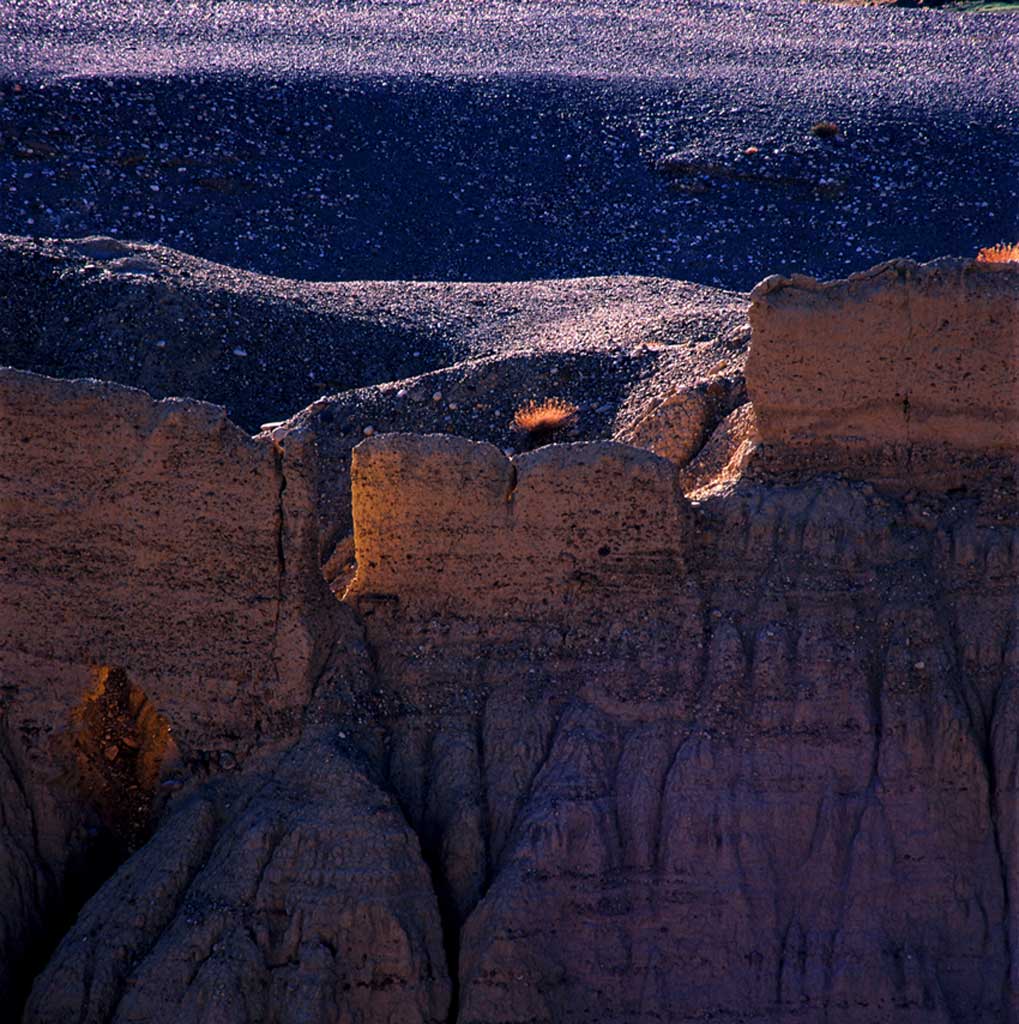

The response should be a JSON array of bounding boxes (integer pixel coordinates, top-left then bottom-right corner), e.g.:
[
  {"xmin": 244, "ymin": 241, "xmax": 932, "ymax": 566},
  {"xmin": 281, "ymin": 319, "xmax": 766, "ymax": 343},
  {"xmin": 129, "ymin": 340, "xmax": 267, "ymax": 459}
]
[
  {"xmin": 513, "ymin": 398, "xmax": 579, "ymax": 439},
  {"xmin": 976, "ymin": 242, "xmax": 1019, "ymax": 264},
  {"xmin": 811, "ymin": 121, "xmax": 839, "ymax": 139}
]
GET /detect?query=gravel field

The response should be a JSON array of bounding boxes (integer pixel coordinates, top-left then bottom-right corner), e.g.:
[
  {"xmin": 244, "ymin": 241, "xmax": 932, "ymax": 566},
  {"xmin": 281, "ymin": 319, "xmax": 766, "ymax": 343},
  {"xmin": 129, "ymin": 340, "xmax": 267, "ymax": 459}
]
[
  {"xmin": 0, "ymin": 0, "xmax": 1016, "ymax": 289},
  {"xmin": 0, "ymin": 233, "xmax": 747, "ymax": 430}
]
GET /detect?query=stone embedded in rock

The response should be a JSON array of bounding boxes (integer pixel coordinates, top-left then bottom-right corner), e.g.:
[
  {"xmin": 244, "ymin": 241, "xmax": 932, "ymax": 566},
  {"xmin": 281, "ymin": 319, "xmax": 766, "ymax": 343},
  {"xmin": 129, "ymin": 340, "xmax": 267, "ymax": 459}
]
[{"xmin": 70, "ymin": 236, "xmax": 133, "ymax": 260}]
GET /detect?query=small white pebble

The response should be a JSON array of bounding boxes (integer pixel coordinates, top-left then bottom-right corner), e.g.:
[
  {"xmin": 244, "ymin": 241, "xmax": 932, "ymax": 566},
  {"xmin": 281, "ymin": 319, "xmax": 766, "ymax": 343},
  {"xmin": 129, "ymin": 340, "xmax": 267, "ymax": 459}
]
[
  {"xmin": 232, "ymin": 347, "xmax": 247, "ymax": 357},
  {"xmin": 448, "ymin": 402, "xmax": 458, "ymax": 410},
  {"xmin": 914, "ymin": 661, "xmax": 925, "ymax": 671},
  {"xmin": 396, "ymin": 388, "xmax": 408, "ymax": 398},
  {"xmin": 363, "ymin": 425, "xmax": 375, "ymax": 436},
  {"xmin": 432, "ymin": 391, "xmax": 442, "ymax": 402}
]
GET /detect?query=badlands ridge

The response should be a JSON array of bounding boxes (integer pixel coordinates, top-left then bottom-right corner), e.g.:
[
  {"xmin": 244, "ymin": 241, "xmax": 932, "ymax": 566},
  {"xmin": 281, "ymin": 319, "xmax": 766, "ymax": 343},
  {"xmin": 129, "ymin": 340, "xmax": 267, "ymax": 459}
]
[{"xmin": 0, "ymin": 253, "xmax": 1017, "ymax": 1022}]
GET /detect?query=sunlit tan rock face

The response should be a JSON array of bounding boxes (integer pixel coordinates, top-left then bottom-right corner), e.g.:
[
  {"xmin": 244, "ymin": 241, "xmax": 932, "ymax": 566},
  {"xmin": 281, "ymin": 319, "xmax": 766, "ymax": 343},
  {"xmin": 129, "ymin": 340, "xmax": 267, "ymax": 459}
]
[
  {"xmin": 3, "ymin": 259, "xmax": 1019, "ymax": 1023},
  {"xmin": 0, "ymin": 368, "xmax": 342, "ymax": 1008},
  {"xmin": 337, "ymin": 433, "xmax": 1018, "ymax": 1024},
  {"xmin": 346, "ymin": 435, "xmax": 690, "ymax": 622},
  {"xmin": 0, "ymin": 369, "xmax": 343, "ymax": 756},
  {"xmin": 745, "ymin": 259, "xmax": 1019, "ymax": 491}
]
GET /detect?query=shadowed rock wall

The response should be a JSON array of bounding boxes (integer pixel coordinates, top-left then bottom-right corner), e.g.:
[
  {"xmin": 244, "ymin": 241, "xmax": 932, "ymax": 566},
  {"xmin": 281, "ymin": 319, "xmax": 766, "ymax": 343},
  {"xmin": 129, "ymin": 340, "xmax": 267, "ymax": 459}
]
[{"xmin": 23, "ymin": 738, "xmax": 452, "ymax": 1024}]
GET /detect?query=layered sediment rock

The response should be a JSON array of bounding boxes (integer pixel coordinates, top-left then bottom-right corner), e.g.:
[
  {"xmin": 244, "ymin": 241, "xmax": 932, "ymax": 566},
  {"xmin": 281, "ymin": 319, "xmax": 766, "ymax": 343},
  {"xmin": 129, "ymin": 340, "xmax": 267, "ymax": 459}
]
[
  {"xmin": 339, "ymin": 434, "xmax": 1018, "ymax": 1024},
  {"xmin": 1, "ymin": 257, "xmax": 1018, "ymax": 1022},
  {"xmin": 0, "ymin": 369, "xmax": 341, "ymax": 1006},
  {"xmin": 346, "ymin": 435, "xmax": 690, "ymax": 622},
  {"xmin": 0, "ymin": 368, "xmax": 339, "ymax": 756},
  {"xmin": 746, "ymin": 258, "xmax": 1019, "ymax": 487}
]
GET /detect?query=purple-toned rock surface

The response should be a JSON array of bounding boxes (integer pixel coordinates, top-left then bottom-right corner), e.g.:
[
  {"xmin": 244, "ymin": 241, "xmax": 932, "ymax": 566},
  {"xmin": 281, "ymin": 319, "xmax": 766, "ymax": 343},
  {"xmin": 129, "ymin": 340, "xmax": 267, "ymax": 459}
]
[{"xmin": 1, "ymin": 259, "xmax": 1017, "ymax": 1022}]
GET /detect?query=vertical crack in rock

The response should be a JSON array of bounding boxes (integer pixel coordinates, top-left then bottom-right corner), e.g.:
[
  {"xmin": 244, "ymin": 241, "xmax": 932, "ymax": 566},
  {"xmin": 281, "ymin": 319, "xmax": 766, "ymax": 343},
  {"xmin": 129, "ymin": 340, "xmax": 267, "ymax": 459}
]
[
  {"xmin": 473, "ymin": 711, "xmax": 493, "ymax": 894},
  {"xmin": 437, "ymin": 870, "xmax": 462, "ymax": 1024},
  {"xmin": 504, "ymin": 461, "xmax": 519, "ymax": 504},
  {"xmin": 271, "ymin": 444, "xmax": 289, "ymax": 687},
  {"xmin": 0, "ymin": 723, "xmax": 57, "ymax": 1013},
  {"xmin": 415, "ymin": 728, "xmax": 466, "ymax": 1024},
  {"xmin": 903, "ymin": 274, "xmax": 914, "ymax": 446},
  {"xmin": 987, "ymin": 677, "xmax": 1013, "ymax": 1011}
]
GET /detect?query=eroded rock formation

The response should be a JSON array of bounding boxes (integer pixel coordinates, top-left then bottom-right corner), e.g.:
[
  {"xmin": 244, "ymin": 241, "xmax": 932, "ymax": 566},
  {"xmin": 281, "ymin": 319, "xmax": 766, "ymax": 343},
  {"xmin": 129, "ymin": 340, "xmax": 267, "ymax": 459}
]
[
  {"xmin": 0, "ymin": 369, "xmax": 342, "ymax": 1007},
  {"xmin": 747, "ymin": 258, "xmax": 1019, "ymax": 488},
  {"xmin": 337, "ymin": 433, "xmax": 1018, "ymax": 1024},
  {"xmin": 25, "ymin": 737, "xmax": 451, "ymax": 1024},
  {"xmin": 1, "ymin": 257, "xmax": 1017, "ymax": 1022}
]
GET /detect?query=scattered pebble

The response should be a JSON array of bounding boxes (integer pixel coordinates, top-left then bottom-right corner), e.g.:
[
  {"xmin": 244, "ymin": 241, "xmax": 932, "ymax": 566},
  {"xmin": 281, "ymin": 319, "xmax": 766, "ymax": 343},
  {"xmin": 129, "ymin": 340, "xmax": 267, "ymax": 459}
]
[{"xmin": 0, "ymin": 14, "xmax": 1007, "ymax": 296}]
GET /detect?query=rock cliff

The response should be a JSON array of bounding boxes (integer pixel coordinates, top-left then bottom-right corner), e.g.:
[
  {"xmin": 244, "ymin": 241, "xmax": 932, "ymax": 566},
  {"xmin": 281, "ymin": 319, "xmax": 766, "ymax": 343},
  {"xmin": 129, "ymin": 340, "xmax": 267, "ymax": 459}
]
[
  {"xmin": 1, "ymin": 257, "xmax": 1017, "ymax": 1022},
  {"xmin": 0, "ymin": 369, "xmax": 342, "ymax": 1007},
  {"xmin": 746, "ymin": 258, "xmax": 1019, "ymax": 488},
  {"xmin": 337, "ymin": 433, "xmax": 1019, "ymax": 1024}
]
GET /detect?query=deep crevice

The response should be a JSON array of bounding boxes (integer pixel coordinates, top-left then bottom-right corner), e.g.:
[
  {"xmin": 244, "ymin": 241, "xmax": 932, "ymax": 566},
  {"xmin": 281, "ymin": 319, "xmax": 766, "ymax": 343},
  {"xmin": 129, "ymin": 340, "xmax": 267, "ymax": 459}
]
[
  {"xmin": 985, "ymin": 678, "xmax": 1014, "ymax": 1014},
  {"xmin": 504, "ymin": 460, "xmax": 519, "ymax": 504},
  {"xmin": 69, "ymin": 666, "xmax": 178, "ymax": 856},
  {"xmin": 268, "ymin": 443, "xmax": 289, "ymax": 699},
  {"xmin": 6, "ymin": 668, "xmax": 184, "ymax": 1022},
  {"xmin": 430, "ymin": 860, "xmax": 463, "ymax": 1024},
  {"xmin": 273, "ymin": 444, "xmax": 288, "ymax": 603}
]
